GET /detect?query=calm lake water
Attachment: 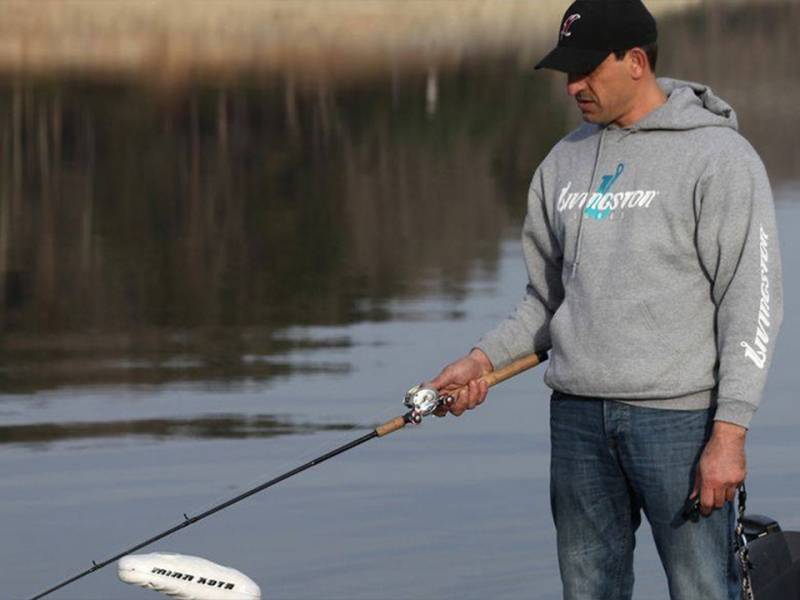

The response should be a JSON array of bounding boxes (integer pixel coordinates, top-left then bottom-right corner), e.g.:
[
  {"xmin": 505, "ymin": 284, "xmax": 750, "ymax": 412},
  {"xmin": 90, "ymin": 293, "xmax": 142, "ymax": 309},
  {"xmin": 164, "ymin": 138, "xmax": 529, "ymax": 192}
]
[{"xmin": 2, "ymin": 2, "xmax": 800, "ymax": 599}]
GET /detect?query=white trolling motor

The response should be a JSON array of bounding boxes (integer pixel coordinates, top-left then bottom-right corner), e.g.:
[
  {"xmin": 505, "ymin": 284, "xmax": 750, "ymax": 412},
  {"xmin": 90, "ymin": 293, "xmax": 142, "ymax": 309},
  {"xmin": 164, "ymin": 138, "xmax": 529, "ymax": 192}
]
[{"xmin": 118, "ymin": 553, "xmax": 260, "ymax": 600}]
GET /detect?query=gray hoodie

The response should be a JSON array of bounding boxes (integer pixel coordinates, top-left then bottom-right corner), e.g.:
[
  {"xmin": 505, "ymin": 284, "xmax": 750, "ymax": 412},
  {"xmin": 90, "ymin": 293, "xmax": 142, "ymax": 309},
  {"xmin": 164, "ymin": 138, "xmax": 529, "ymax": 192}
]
[{"xmin": 476, "ymin": 78, "xmax": 782, "ymax": 428}]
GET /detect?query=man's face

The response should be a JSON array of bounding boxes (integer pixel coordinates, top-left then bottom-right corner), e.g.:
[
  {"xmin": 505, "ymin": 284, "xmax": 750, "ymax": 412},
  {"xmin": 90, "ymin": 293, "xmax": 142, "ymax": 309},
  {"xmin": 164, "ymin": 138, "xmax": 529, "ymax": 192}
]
[{"xmin": 566, "ymin": 53, "xmax": 634, "ymax": 125}]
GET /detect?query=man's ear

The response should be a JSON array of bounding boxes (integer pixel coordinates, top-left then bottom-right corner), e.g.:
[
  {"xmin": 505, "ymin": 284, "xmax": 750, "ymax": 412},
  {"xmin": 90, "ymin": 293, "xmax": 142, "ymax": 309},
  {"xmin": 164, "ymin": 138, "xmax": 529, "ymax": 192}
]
[{"xmin": 628, "ymin": 47, "xmax": 649, "ymax": 80}]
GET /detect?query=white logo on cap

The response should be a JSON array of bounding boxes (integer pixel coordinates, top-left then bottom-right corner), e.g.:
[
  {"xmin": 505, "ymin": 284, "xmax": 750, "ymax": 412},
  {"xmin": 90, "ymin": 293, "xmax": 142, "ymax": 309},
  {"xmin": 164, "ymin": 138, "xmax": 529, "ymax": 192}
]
[{"xmin": 560, "ymin": 14, "xmax": 581, "ymax": 39}]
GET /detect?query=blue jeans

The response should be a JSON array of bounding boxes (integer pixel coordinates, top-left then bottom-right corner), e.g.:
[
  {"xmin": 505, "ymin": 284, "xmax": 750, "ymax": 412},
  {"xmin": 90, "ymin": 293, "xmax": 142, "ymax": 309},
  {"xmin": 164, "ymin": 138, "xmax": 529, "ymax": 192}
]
[{"xmin": 550, "ymin": 392, "xmax": 740, "ymax": 600}]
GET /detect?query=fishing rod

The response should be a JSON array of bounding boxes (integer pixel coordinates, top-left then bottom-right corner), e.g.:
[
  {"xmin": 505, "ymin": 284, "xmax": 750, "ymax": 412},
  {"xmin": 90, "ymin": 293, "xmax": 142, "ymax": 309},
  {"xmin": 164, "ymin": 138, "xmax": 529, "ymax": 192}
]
[{"xmin": 27, "ymin": 350, "xmax": 548, "ymax": 600}]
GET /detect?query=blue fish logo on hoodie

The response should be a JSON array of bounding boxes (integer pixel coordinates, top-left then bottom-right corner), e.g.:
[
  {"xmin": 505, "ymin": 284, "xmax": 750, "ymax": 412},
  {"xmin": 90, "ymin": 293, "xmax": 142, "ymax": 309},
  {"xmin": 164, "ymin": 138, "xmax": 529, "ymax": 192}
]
[{"xmin": 584, "ymin": 163, "xmax": 625, "ymax": 220}]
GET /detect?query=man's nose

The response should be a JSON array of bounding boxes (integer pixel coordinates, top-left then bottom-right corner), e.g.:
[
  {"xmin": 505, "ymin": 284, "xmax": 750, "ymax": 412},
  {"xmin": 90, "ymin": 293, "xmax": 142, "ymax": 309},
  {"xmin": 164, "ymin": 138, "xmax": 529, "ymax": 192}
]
[{"xmin": 566, "ymin": 73, "xmax": 586, "ymax": 97}]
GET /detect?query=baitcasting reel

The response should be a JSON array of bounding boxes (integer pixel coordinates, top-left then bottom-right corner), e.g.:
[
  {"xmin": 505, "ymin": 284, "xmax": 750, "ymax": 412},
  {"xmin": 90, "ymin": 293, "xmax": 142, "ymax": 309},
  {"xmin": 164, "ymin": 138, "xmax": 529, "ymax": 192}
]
[{"xmin": 403, "ymin": 385, "xmax": 453, "ymax": 424}]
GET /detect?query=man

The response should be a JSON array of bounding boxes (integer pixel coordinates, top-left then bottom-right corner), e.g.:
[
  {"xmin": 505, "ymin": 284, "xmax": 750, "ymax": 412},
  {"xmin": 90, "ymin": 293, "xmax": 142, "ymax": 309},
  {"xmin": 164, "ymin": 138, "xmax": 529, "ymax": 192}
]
[{"xmin": 428, "ymin": 1, "xmax": 783, "ymax": 598}]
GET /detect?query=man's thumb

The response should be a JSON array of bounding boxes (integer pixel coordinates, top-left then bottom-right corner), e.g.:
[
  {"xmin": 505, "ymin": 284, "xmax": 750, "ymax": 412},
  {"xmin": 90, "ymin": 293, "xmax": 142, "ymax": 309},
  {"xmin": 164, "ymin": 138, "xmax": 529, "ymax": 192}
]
[{"xmin": 424, "ymin": 374, "xmax": 444, "ymax": 391}]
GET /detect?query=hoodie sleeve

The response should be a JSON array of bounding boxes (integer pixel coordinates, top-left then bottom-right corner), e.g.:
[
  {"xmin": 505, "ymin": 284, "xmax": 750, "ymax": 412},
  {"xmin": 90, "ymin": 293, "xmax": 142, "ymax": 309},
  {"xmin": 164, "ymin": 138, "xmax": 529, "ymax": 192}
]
[
  {"xmin": 695, "ymin": 139, "xmax": 783, "ymax": 429},
  {"xmin": 475, "ymin": 170, "xmax": 564, "ymax": 369}
]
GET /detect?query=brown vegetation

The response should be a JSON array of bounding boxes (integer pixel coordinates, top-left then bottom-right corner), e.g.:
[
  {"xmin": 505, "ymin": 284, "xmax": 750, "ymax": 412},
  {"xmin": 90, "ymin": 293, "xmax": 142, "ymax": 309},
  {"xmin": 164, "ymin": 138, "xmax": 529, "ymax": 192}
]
[{"xmin": 0, "ymin": 0, "xmax": 700, "ymax": 83}]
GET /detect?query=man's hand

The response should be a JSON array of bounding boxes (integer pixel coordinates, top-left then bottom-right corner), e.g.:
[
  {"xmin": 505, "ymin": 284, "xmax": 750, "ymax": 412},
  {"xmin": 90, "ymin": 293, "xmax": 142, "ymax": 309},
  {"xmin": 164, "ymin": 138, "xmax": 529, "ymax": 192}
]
[
  {"xmin": 427, "ymin": 349, "xmax": 494, "ymax": 417},
  {"xmin": 690, "ymin": 421, "xmax": 747, "ymax": 516}
]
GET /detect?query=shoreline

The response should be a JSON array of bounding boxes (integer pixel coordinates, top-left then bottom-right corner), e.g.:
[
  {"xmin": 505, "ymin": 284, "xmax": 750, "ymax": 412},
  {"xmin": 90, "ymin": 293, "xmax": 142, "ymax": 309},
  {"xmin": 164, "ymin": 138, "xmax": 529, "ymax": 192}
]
[{"xmin": 0, "ymin": 0, "xmax": 702, "ymax": 83}]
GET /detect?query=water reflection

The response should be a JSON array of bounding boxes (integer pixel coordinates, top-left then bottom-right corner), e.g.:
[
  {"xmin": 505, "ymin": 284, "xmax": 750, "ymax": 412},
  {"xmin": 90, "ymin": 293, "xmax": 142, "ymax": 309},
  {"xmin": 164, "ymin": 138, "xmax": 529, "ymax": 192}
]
[
  {"xmin": 0, "ymin": 0, "xmax": 798, "ymax": 396},
  {"xmin": 0, "ymin": 63, "xmax": 568, "ymax": 393},
  {"xmin": 0, "ymin": 413, "xmax": 357, "ymax": 446},
  {"xmin": 0, "ymin": 329, "xmax": 353, "ymax": 393}
]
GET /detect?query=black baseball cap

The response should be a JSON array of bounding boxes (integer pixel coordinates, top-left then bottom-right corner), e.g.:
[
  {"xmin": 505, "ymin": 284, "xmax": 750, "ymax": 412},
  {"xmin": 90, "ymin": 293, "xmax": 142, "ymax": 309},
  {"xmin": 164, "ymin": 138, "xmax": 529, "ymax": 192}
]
[{"xmin": 535, "ymin": 0, "xmax": 657, "ymax": 74}]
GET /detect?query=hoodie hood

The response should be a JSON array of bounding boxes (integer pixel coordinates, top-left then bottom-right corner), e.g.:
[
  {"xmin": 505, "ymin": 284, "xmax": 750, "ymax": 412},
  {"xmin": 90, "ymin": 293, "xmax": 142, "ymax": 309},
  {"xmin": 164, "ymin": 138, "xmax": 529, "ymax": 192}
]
[{"xmin": 630, "ymin": 77, "xmax": 739, "ymax": 132}]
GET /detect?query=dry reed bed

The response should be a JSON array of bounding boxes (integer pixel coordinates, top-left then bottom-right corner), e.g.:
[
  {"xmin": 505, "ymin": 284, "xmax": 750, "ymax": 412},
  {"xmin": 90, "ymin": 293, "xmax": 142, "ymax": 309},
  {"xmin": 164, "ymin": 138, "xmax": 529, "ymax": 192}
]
[{"xmin": 0, "ymin": 0, "xmax": 701, "ymax": 82}]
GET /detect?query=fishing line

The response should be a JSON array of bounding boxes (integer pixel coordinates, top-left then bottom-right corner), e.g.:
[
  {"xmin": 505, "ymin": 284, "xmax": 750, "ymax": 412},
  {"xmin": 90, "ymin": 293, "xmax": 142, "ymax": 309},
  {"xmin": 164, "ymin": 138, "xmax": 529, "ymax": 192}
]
[{"xmin": 25, "ymin": 352, "xmax": 547, "ymax": 600}]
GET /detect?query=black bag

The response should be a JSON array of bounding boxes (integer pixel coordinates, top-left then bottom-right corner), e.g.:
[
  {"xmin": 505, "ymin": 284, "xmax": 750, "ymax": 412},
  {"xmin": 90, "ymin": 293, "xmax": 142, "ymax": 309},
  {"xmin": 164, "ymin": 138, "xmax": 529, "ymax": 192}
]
[{"xmin": 742, "ymin": 514, "xmax": 800, "ymax": 600}]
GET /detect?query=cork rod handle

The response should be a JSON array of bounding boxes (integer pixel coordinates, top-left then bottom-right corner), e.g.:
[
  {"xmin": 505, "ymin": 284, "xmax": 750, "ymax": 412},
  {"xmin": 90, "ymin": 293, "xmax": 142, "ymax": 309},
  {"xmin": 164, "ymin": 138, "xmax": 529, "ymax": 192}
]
[
  {"xmin": 376, "ymin": 416, "xmax": 407, "ymax": 437},
  {"xmin": 474, "ymin": 350, "xmax": 547, "ymax": 389}
]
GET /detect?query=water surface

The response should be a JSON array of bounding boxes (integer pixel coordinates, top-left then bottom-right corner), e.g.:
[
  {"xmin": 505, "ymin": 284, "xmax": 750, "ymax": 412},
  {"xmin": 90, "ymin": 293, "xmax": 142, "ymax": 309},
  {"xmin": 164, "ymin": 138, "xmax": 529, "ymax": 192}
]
[{"xmin": 2, "ymin": 2, "xmax": 799, "ymax": 599}]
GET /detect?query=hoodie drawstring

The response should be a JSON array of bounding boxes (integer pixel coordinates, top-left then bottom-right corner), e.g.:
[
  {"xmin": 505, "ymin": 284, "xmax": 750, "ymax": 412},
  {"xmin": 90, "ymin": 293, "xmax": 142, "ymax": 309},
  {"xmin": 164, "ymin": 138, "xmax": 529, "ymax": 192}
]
[{"xmin": 572, "ymin": 127, "xmax": 606, "ymax": 277}]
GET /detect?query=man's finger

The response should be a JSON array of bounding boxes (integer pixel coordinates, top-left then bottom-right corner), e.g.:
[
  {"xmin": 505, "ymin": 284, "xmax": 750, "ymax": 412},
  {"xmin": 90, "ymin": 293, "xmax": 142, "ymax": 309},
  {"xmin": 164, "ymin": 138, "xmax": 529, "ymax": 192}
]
[
  {"xmin": 476, "ymin": 380, "xmax": 489, "ymax": 405},
  {"xmin": 432, "ymin": 380, "xmax": 489, "ymax": 417},
  {"xmin": 714, "ymin": 486, "xmax": 726, "ymax": 509},
  {"xmin": 450, "ymin": 392, "xmax": 468, "ymax": 416},
  {"xmin": 473, "ymin": 379, "xmax": 489, "ymax": 407},
  {"xmin": 456, "ymin": 386, "xmax": 469, "ymax": 407},
  {"xmin": 426, "ymin": 373, "xmax": 445, "ymax": 391},
  {"xmin": 700, "ymin": 484, "xmax": 715, "ymax": 516},
  {"xmin": 467, "ymin": 380, "xmax": 480, "ymax": 409},
  {"xmin": 724, "ymin": 486, "xmax": 736, "ymax": 503},
  {"xmin": 428, "ymin": 367, "xmax": 464, "ymax": 391}
]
